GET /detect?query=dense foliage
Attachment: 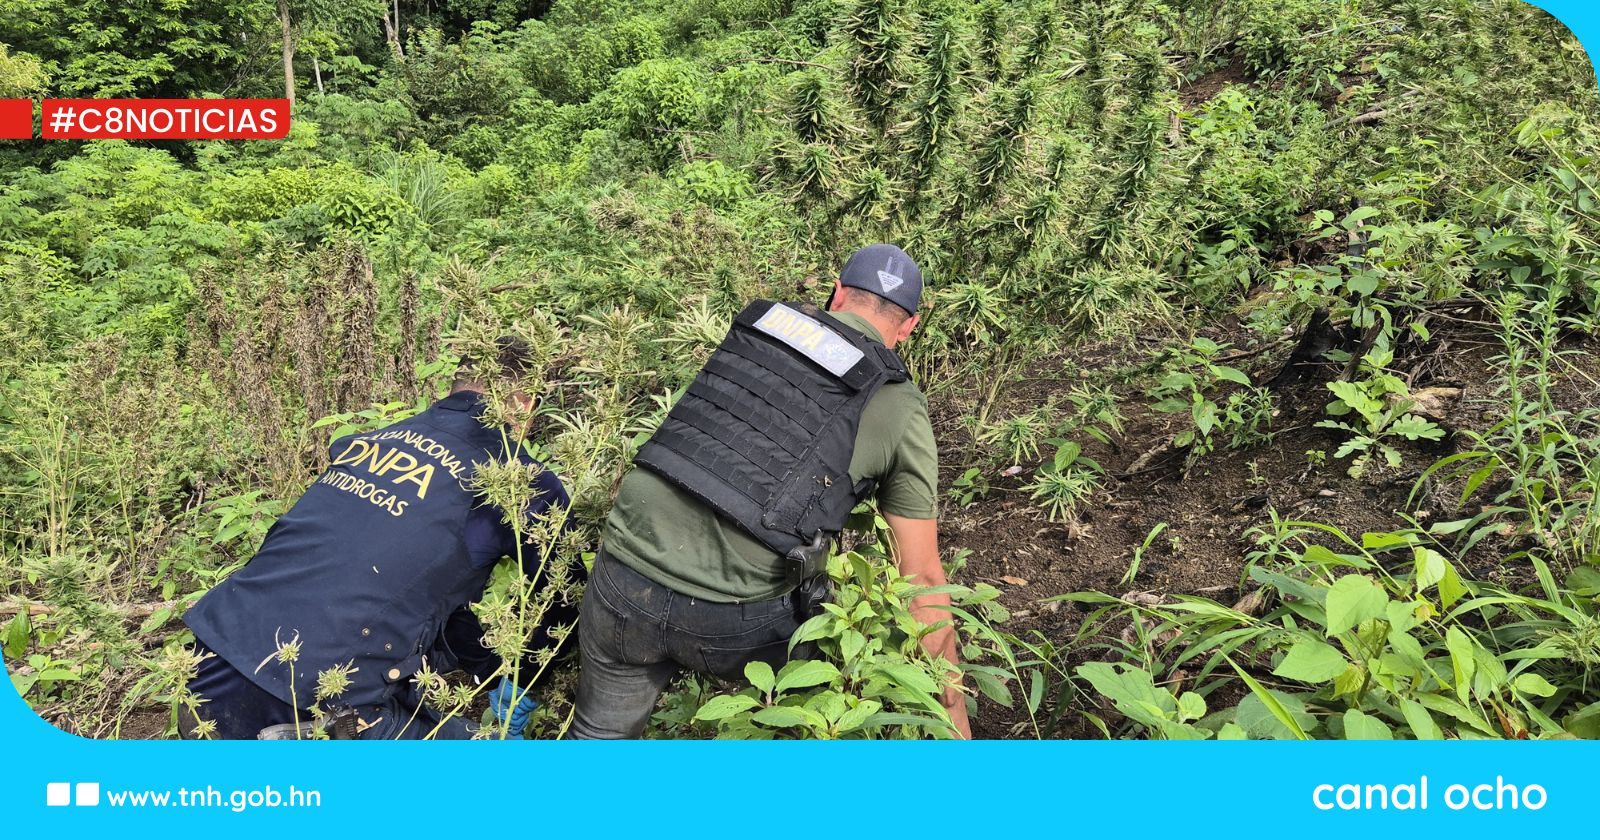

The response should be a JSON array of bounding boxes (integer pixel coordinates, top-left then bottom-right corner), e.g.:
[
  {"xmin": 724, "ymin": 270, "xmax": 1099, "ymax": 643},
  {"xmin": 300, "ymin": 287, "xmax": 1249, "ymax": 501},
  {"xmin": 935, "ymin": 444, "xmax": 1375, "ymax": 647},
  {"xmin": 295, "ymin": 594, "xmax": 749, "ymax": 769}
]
[{"xmin": 1, "ymin": 0, "xmax": 1598, "ymax": 739}]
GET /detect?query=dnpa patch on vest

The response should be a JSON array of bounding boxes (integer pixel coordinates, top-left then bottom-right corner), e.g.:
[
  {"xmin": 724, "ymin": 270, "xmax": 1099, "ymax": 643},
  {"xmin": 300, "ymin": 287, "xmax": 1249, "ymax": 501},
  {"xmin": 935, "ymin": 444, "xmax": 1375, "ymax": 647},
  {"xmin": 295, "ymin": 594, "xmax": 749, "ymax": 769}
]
[{"xmin": 753, "ymin": 304, "xmax": 865, "ymax": 377}]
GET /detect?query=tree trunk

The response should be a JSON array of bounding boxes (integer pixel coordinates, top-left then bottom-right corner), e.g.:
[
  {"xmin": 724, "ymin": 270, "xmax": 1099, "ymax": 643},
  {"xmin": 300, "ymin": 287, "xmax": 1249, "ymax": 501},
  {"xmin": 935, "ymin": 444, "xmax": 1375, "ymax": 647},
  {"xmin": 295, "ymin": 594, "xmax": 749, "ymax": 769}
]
[
  {"xmin": 278, "ymin": 0, "xmax": 295, "ymax": 106},
  {"xmin": 384, "ymin": 0, "xmax": 406, "ymax": 59},
  {"xmin": 313, "ymin": 54, "xmax": 324, "ymax": 97}
]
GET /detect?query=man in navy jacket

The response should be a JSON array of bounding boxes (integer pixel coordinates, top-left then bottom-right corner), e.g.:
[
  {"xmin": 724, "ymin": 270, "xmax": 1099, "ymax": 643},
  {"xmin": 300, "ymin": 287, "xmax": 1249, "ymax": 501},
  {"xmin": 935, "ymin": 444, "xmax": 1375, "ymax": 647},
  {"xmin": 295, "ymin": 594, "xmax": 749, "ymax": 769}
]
[{"xmin": 182, "ymin": 340, "xmax": 577, "ymax": 739}]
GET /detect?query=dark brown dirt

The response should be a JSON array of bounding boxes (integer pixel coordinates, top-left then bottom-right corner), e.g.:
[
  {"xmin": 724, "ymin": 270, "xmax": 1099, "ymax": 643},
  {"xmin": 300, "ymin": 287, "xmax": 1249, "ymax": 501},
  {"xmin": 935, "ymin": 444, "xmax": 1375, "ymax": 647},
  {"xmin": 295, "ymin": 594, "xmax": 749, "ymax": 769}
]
[
  {"xmin": 1179, "ymin": 59, "xmax": 1255, "ymax": 108},
  {"xmin": 118, "ymin": 707, "xmax": 171, "ymax": 740},
  {"xmin": 936, "ymin": 316, "xmax": 1600, "ymax": 739}
]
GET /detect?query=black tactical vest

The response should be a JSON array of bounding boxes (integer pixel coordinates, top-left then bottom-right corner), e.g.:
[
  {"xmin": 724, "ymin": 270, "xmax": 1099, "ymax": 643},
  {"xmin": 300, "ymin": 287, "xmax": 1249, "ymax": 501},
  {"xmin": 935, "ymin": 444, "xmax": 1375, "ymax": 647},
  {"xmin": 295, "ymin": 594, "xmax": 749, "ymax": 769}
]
[
  {"xmin": 634, "ymin": 300, "xmax": 908, "ymax": 582},
  {"xmin": 183, "ymin": 392, "xmax": 511, "ymax": 708}
]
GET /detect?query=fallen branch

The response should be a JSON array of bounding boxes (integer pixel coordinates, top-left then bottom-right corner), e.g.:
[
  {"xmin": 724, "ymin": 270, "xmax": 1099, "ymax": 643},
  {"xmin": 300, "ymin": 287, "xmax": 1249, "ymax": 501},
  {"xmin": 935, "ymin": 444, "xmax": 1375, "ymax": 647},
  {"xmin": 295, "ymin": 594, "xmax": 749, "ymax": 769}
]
[
  {"xmin": 713, "ymin": 57, "xmax": 833, "ymax": 72},
  {"xmin": 0, "ymin": 600, "xmax": 178, "ymax": 619},
  {"xmin": 1326, "ymin": 88, "xmax": 1424, "ymax": 129},
  {"xmin": 1214, "ymin": 338, "xmax": 1292, "ymax": 365}
]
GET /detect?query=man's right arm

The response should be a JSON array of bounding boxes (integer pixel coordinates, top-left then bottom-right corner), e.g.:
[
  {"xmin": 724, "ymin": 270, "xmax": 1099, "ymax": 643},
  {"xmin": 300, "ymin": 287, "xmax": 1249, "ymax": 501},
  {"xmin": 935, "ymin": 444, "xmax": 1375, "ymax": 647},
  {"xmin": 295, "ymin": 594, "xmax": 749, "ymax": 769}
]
[{"xmin": 885, "ymin": 512, "xmax": 970, "ymax": 739}]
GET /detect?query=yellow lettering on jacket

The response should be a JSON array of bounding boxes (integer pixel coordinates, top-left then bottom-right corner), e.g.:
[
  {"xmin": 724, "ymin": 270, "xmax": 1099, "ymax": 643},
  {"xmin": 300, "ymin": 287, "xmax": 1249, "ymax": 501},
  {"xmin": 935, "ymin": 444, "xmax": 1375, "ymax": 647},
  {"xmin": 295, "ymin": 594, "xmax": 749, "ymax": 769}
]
[
  {"xmin": 332, "ymin": 438, "xmax": 372, "ymax": 466},
  {"xmin": 392, "ymin": 464, "xmax": 435, "ymax": 499},
  {"xmin": 330, "ymin": 439, "xmax": 436, "ymax": 500}
]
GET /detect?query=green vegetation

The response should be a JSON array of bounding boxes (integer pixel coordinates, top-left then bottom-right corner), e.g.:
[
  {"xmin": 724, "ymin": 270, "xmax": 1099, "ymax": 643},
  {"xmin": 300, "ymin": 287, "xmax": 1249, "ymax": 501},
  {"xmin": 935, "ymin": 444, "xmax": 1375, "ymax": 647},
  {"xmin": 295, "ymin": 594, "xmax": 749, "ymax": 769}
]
[{"xmin": 2, "ymin": 0, "xmax": 1598, "ymax": 739}]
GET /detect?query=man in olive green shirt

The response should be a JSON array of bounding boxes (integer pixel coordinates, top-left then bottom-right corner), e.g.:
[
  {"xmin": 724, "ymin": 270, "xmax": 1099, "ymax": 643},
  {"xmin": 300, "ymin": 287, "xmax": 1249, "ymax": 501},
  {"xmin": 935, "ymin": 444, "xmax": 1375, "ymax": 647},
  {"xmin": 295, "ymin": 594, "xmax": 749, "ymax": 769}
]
[{"xmin": 570, "ymin": 244, "xmax": 968, "ymax": 739}]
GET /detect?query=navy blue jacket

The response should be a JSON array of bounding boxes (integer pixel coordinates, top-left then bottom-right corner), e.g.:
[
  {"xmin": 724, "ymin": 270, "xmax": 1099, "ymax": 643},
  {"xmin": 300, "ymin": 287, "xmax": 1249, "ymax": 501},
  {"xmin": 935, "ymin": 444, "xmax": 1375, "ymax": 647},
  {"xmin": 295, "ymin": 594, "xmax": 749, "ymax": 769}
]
[{"xmin": 184, "ymin": 391, "xmax": 571, "ymax": 707}]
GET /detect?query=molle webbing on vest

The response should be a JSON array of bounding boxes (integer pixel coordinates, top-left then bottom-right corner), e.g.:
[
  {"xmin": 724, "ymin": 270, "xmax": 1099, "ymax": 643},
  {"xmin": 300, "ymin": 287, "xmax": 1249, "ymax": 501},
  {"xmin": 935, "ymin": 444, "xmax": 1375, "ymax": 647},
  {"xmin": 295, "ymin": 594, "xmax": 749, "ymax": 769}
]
[{"xmin": 633, "ymin": 300, "xmax": 908, "ymax": 560}]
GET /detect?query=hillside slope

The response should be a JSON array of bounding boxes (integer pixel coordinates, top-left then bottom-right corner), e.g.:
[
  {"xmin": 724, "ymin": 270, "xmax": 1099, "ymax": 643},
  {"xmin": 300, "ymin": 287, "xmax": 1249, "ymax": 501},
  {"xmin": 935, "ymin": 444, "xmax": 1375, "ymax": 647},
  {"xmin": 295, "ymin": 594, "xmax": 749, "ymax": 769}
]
[{"xmin": 2, "ymin": 0, "xmax": 1598, "ymax": 739}]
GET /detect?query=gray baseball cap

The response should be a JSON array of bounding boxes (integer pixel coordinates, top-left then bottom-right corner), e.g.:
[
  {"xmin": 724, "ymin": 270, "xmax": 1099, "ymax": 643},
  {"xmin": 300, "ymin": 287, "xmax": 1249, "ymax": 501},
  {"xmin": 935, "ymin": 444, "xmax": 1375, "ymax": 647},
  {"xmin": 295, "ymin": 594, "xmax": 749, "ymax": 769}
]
[{"xmin": 839, "ymin": 244, "xmax": 924, "ymax": 315}]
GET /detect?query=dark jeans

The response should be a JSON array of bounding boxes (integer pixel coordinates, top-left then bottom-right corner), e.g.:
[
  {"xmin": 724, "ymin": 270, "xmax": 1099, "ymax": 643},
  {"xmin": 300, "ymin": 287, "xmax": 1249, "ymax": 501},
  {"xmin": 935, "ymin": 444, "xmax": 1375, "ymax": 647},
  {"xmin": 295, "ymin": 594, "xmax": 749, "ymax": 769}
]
[
  {"xmin": 568, "ymin": 551, "xmax": 804, "ymax": 739},
  {"xmin": 180, "ymin": 641, "xmax": 476, "ymax": 740}
]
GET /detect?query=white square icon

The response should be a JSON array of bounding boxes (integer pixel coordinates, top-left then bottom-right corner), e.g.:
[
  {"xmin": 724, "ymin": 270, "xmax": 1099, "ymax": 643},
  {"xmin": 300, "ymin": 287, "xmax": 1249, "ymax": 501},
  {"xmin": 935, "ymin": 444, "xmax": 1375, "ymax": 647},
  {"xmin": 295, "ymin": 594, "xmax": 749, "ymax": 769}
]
[
  {"xmin": 46, "ymin": 782, "xmax": 70, "ymax": 807},
  {"xmin": 75, "ymin": 782, "xmax": 99, "ymax": 807}
]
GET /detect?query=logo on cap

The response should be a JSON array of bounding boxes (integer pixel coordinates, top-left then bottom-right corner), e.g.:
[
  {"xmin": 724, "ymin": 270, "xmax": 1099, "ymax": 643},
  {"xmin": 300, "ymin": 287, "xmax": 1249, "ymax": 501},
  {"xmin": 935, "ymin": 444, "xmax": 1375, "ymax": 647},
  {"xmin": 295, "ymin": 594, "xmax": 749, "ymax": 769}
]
[{"xmin": 877, "ymin": 270, "xmax": 904, "ymax": 294}]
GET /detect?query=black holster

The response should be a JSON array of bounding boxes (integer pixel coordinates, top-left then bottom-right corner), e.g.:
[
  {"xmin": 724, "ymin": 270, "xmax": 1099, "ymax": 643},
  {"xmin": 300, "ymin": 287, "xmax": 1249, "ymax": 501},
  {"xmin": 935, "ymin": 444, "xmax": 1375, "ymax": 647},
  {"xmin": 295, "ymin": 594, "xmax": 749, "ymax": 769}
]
[
  {"xmin": 783, "ymin": 531, "xmax": 832, "ymax": 588},
  {"xmin": 792, "ymin": 573, "xmax": 834, "ymax": 624}
]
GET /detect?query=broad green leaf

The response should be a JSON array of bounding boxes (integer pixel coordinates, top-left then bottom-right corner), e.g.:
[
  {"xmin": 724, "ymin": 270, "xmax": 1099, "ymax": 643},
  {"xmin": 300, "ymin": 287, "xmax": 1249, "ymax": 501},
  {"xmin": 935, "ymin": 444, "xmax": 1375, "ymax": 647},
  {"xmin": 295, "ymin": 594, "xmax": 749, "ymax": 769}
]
[
  {"xmin": 871, "ymin": 662, "xmax": 939, "ymax": 696},
  {"xmin": 1342, "ymin": 709, "xmax": 1394, "ymax": 740},
  {"xmin": 839, "ymin": 628, "xmax": 867, "ymax": 663},
  {"xmin": 751, "ymin": 705, "xmax": 825, "ymax": 730},
  {"xmin": 2, "ymin": 612, "xmax": 29, "ymax": 660},
  {"xmin": 1363, "ymin": 531, "xmax": 1412, "ymax": 551},
  {"xmin": 1076, "ymin": 663, "xmax": 1176, "ymax": 718},
  {"xmin": 1438, "ymin": 564, "xmax": 1468, "ymax": 608},
  {"xmin": 1302, "ymin": 544, "xmax": 1363, "ymax": 570},
  {"xmin": 1153, "ymin": 718, "xmax": 1212, "ymax": 741},
  {"xmin": 1513, "ymin": 672, "xmax": 1557, "ymax": 698},
  {"xmin": 1273, "ymin": 639, "xmax": 1348, "ymax": 683},
  {"xmin": 1228, "ymin": 658, "xmax": 1311, "ymax": 740},
  {"xmin": 692, "ymin": 694, "xmax": 761, "ymax": 722},
  {"xmin": 1413, "ymin": 549, "xmax": 1448, "ymax": 592},
  {"xmin": 1428, "ymin": 518, "xmax": 1473, "ymax": 536},
  {"xmin": 1346, "ymin": 274, "xmax": 1380, "ymax": 296},
  {"xmin": 1376, "ymin": 652, "xmax": 1419, "ymax": 681},
  {"xmin": 1053, "ymin": 441, "xmax": 1081, "ymax": 471},
  {"xmin": 1416, "ymin": 692, "xmax": 1497, "ymax": 736},
  {"xmin": 774, "ymin": 660, "xmax": 839, "ymax": 693},
  {"xmin": 1389, "ymin": 414, "xmax": 1444, "ymax": 441},
  {"xmin": 1446, "ymin": 626, "xmax": 1476, "ymax": 703},
  {"xmin": 1331, "ymin": 663, "xmax": 1367, "ymax": 697},
  {"xmin": 1398, "ymin": 698, "xmax": 1443, "ymax": 740},
  {"xmin": 1250, "ymin": 568, "xmax": 1326, "ymax": 606},
  {"xmin": 860, "ymin": 712, "xmax": 950, "ymax": 730},
  {"xmin": 1567, "ymin": 566, "xmax": 1600, "ymax": 595},
  {"xmin": 1563, "ymin": 701, "xmax": 1600, "ymax": 739},
  {"xmin": 1386, "ymin": 599, "xmax": 1422, "ymax": 634},
  {"xmin": 788, "ymin": 614, "xmax": 832, "ymax": 653},
  {"xmin": 803, "ymin": 690, "xmax": 848, "ymax": 722},
  {"xmin": 1343, "ymin": 205, "xmax": 1381, "ymax": 229},
  {"xmin": 1213, "ymin": 366, "xmax": 1252, "ymax": 387},
  {"xmin": 967, "ymin": 669, "xmax": 1013, "ymax": 708},
  {"xmin": 1215, "ymin": 722, "xmax": 1248, "ymax": 740},
  {"xmin": 1325, "ymin": 575, "xmax": 1388, "ymax": 636},
  {"xmin": 744, "ymin": 660, "xmax": 775, "ymax": 694},
  {"xmin": 11, "ymin": 674, "xmax": 37, "ymax": 697},
  {"xmin": 834, "ymin": 700, "xmax": 882, "ymax": 733},
  {"xmin": 1177, "ymin": 691, "xmax": 1206, "ymax": 722},
  {"xmin": 1327, "ymin": 381, "xmax": 1381, "ymax": 423},
  {"xmin": 1386, "ymin": 630, "xmax": 1428, "ymax": 672}
]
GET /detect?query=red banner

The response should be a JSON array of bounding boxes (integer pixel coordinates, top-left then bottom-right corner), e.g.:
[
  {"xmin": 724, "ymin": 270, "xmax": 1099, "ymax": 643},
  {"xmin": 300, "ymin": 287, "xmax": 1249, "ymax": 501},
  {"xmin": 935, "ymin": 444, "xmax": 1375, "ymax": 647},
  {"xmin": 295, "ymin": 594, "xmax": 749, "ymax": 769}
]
[
  {"xmin": 0, "ymin": 99, "xmax": 31, "ymax": 139},
  {"xmin": 40, "ymin": 99, "xmax": 290, "ymax": 140}
]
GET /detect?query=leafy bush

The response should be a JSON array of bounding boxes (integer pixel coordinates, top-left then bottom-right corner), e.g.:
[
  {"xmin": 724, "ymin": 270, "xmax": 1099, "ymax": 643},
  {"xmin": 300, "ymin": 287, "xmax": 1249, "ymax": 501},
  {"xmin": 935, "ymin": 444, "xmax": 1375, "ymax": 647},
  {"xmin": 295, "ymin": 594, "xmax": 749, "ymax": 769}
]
[
  {"xmin": 1065, "ymin": 520, "xmax": 1600, "ymax": 740},
  {"xmin": 1148, "ymin": 337, "xmax": 1263, "ymax": 467},
  {"xmin": 685, "ymin": 513, "xmax": 975, "ymax": 739}
]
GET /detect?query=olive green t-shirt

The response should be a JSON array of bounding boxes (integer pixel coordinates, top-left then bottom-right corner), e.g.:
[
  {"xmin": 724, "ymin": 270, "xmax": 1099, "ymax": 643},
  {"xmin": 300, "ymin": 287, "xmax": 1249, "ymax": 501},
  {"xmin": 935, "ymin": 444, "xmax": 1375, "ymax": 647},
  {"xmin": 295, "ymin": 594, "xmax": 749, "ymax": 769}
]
[{"xmin": 602, "ymin": 311, "xmax": 939, "ymax": 602}]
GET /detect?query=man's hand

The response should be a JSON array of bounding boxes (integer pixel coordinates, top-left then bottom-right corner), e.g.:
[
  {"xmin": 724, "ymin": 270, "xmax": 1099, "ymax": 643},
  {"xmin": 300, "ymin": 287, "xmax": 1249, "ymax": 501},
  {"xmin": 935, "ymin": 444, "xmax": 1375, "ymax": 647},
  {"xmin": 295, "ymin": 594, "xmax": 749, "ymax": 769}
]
[
  {"xmin": 885, "ymin": 512, "xmax": 972, "ymax": 740},
  {"xmin": 488, "ymin": 678, "xmax": 539, "ymax": 739}
]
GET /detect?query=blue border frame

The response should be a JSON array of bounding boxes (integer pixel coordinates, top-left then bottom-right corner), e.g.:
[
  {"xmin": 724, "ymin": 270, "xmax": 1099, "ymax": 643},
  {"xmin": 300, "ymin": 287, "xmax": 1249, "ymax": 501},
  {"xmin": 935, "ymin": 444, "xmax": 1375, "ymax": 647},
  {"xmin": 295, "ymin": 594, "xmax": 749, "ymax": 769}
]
[{"xmin": 3, "ymin": 2, "xmax": 1598, "ymax": 834}]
